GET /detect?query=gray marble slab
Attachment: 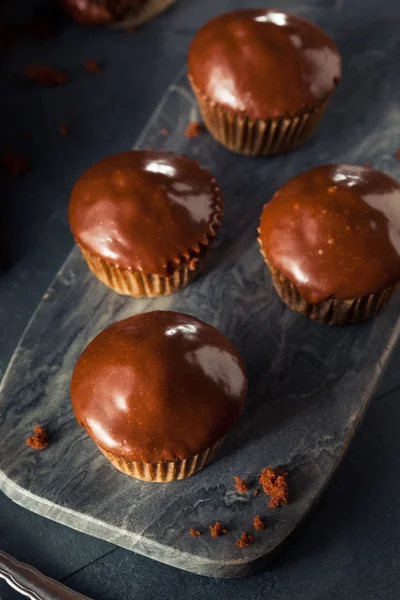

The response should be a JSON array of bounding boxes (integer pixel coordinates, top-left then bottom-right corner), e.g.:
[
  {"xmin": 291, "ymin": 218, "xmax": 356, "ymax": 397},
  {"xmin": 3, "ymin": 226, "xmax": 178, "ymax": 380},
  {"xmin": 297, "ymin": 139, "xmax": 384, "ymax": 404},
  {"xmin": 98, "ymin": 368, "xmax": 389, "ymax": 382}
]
[{"xmin": 1, "ymin": 41, "xmax": 400, "ymax": 578}]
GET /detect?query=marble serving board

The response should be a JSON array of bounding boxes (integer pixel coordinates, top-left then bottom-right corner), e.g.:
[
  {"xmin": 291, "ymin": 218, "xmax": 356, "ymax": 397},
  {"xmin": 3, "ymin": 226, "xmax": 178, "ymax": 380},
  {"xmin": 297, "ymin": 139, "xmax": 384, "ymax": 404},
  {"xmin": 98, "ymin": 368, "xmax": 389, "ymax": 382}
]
[{"xmin": 1, "ymin": 55, "xmax": 400, "ymax": 578}]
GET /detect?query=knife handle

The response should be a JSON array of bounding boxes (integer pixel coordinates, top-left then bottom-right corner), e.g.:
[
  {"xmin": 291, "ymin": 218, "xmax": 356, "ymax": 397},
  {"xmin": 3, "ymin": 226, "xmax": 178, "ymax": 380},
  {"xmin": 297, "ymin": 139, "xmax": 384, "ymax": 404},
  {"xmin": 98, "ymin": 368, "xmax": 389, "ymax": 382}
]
[{"xmin": 0, "ymin": 550, "xmax": 92, "ymax": 600}]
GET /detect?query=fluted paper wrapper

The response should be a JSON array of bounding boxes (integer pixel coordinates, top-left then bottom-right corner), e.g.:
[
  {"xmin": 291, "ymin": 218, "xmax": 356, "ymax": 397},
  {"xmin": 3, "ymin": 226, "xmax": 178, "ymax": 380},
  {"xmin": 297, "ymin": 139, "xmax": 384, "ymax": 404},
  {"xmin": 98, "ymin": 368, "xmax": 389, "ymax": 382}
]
[
  {"xmin": 79, "ymin": 246, "xmax": 205, "ymax": 297},
  {"xmin": 189, "ymin": 76, "xmax": 327, "ymax": 156},
  {"xmin": 266, "ymin": 260, "xmax": 398, "ymax": 326},
  {"xmin": 112, "ymin": 0, "xmax": 177, "ymax": 28},
  {"xmin": 98, "ymin": 439, "xmax": 224, "ymax": 482}
]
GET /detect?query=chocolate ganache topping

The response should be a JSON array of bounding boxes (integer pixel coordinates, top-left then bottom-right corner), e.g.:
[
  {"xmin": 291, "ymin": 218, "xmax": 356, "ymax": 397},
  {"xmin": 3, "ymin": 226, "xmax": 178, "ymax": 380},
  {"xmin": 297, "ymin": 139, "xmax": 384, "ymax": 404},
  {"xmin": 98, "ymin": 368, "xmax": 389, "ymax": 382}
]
[
  {"xmin": 259, "ymin": 165, "xmax": 400, "ymax": 304},
  {"xmin": 188, "ymin": 9, "xmax": 341, "ymax": 119},
  {"xmin": 70, "ymin": 311, "xmax": 247, "ymax": 463},
  {"xmin": 69, "ymin": 151, "xmax": 222, "ymax": 276}
]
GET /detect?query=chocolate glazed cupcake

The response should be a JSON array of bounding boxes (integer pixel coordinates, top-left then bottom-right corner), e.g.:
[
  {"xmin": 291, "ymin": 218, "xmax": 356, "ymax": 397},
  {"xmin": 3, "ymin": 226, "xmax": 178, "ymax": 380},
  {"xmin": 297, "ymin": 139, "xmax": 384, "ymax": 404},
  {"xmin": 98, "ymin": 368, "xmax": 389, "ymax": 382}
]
[
  {"xmin": 69, "ymin": 151, "xmax": 223, "ymax": 297},
  {"xmin": 62, "ymin": 0, "xmax": 174, "ymax": 27},
  {"xmin": 188, "ymin": 9, "xmax": 341, "ymax": 156},
  {"xmin": 258, "ymin": 165, "xmax": 400, "ymax": 325},
  {"xmin": 71, "ymin": 311, "xmax": 247, "ymax": 482}
]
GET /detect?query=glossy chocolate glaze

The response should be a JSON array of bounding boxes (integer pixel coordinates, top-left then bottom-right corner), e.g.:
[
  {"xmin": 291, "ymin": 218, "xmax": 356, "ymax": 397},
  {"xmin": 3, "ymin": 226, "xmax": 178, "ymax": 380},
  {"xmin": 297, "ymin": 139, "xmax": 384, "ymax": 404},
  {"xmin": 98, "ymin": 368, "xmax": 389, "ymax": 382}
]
[
  {"xmin": 69, "ymin": 151, "xmax": 222, "ymax": 276},
  {"xmin": 188, "ymin": 9, "xmax": 341, "ymax": 119},
  {"xmin": 259, "ymin": 165, "xmax": 400, "ymax": 304},
  {"xmin": 62, "ymin": 0, "xmax": 148, "ymax": 25},
  {"xmin": 71, "ymin": 311, "xmax": 247, "ymax": 463}
]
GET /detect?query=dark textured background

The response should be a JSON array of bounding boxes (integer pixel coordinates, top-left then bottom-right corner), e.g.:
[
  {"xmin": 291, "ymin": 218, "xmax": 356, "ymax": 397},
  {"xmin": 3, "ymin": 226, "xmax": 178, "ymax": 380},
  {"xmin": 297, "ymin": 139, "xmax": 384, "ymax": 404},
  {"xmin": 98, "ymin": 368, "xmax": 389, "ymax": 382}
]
[{"xmin": 1, "ymin": 0, "xmax": 400, "ymax": 598}]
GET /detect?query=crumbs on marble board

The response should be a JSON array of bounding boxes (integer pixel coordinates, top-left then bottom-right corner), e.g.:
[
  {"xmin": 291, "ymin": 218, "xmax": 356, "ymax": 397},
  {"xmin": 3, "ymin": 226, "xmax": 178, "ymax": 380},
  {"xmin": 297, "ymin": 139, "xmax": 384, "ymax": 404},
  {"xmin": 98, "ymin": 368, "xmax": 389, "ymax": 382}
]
[
  {"xmin": 185, "ymin": 121, "xmax": 202, "ymax": 139},
  {"xmin": 259, "ymin": 466, "xmax": 289, "ymax": 508},
  {"xmin": 209, "ymin": 522, "xmax": 228, "ymax": 538},
  {"xmin": 26, "ymin": 426, "xmax": 49, "ymax": 450},
  {"xmin": 235, "ymin": 532, "xmax": 254, "ymax": 548},
  {"xmin": 189, "ymin": 528, "xmax": 201, "ymax": 537},
  {"xmin": 234, "ymin": 475, "xmax": 248, "ymax": 493},
  {"xmin": 253, "ymin": 515, "xmax": 265, "ymax": 531}
]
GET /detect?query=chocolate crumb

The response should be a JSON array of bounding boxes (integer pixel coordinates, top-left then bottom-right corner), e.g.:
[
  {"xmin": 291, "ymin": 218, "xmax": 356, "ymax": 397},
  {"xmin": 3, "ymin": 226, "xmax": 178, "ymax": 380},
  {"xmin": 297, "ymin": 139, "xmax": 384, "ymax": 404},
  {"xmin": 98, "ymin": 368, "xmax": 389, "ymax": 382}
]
[
  {"xmin": 84, "ymin": 60, "xmax": 102, "ymax": 74},
  {"xmin": 3, "ymin": 153, "xmax": 30, "ymax": 176},
  {"xmin": 253, "ymin": 515, "xmax": 265, "ymax": 531},
  {"xmin": 26, "ymin": 426, "xmax": 49, "ymax": 450},
  {"xmin": 26, "ymin": 64, "xmax": 69, "ymax": 86},
  {"xmin": 235, "ymin": 532, "xmax": 254, "ymax": 548},
  {"xmin": 185, "ymin": 121, "xmax": 202, "ymax": 139},
  {"xmin": 254, "ymin": 489, "xmax": 259, "ymax": 496},
  {"xmin": 160, "ymin": 128, "xmax": 169, "ymax": 136},
  {"xmin": 209, "ymin": 522, "xmax": 228, "ymax": 538},
  {"xmin": 396, "ymin": 150, "xmax": 400, "ymax": 160},
  {"xmin": 259, "ymin": 467, "xmax": 289, "ymax": 508},
  {"xmin": 234, "ymin": 476, "xmax": 248, "ymax": 494},
  {"xmin": 59, "ymin": 124, "xmax": 70, "ymax": 137},
  {"xmin": 189, "ymin": 528, "xmax": 201, "ymax": 537}
]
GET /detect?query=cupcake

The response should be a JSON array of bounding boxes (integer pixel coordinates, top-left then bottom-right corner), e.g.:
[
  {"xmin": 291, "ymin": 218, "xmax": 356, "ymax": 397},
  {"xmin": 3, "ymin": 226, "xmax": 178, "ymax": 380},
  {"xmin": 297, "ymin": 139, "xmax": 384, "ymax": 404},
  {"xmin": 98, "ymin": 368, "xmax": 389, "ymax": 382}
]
[
  {"xmin": 62, "ymin": 0, "xmax": 174, "ymax": 27},
  {"xmin": 188, "ymin": 9, "xmax": 341, "ymax": 156},
  {"xmin": 70, "ymin": 311, "xmax": 247, "ymax": 482},
  {"xmin": 258, "ymin": 165, "xmax": 400, "ymax": 325},
  {"xmin": 68, "ymin": 150, "xmax": 223, "ymax": 297}
]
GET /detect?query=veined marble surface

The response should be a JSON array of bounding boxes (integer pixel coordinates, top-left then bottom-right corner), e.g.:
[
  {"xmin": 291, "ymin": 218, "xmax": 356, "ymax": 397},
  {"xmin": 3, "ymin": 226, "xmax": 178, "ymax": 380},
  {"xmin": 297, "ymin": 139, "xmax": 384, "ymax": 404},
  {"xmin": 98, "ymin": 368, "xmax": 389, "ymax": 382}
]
[{"xmin": 1, "ymin": 0, "xmax": 400, "ymax": 582}]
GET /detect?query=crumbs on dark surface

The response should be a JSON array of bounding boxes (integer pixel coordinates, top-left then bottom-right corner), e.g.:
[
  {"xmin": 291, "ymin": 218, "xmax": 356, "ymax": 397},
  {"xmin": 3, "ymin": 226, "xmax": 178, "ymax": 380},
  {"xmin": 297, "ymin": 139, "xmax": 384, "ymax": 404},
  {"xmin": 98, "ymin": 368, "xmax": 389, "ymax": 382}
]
[
  {"xmin": 84, "ymin": 60, "xmax": 102, "ymax": 74},
  {"xmin": 26, "ymin": 426, "xmax": 49, "ymax": 450},
  {"xmin": 59, "ymin": 124, "xmax": 70, "ymax": 137},
  {"xmin": 209, "ymin": 522, "xmax": 228, "ymax": 538},
  {"xmin": 26, "ymin": 64, "xmax": 69, "ymax": 86},
  {"xmin": 160, "ymin": 128, "xmax": 169, "ymax": 136},
  {"xmin": 234, "ymin": 476, "xmax": 248, "ymax": 494},
  {"xmin": 259, "ymin": 467, "xmax": 289, "ymax": 508},
  {"xmin": 253, "ymin": 515, "xmax": 265, "ymax": 531},
  {"xmin": 185, "ymin": 121, "xmax": 202, "ymax": 139},
  {"xmin": 254, "ymin": 489, "xmax": 259, "ymax": 496},
  {"xmin": 235, "ymin": 532, "xmax": 254, "ymax": 548},
  {"xmin": 364, "ymin": 162, "xmax": 372, "ymax": 168},
  {"xmin": 189, "ymin": 528, "xmax": 201, "ymax": 537},
  {"xmin": 3, "ymin": 153, "xmax": 30, "ymax": 176},
  {"xmin": 396, "ymin": 150, "xmax": 400, "ymax": 159}
]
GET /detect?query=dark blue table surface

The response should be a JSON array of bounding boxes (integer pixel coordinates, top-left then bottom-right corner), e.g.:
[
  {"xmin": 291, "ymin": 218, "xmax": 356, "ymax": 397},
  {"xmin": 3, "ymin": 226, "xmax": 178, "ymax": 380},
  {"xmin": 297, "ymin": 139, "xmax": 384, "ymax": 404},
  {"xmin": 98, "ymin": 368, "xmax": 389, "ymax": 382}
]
[{"xmin": 1, "ymin": 0, "xmax": 400, "ymax": 598}]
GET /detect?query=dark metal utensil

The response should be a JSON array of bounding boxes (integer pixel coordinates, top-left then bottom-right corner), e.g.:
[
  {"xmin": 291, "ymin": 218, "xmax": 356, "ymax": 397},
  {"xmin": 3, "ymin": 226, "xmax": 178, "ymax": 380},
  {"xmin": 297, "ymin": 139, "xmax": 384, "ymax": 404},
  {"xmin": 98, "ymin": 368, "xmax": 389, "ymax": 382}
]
[{"xmin": 0, "ymin": 551, "xmax": 92, "ymax": 600}]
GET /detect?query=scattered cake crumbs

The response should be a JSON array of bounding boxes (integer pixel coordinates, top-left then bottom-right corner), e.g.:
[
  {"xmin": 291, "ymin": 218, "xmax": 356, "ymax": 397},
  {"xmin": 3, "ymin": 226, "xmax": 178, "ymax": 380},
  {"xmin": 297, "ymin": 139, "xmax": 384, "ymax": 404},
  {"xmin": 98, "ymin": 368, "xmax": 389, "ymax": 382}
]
[
  {"xmin": 254, "ymin": 489, "xmax": 259, "ymax": 496},
  {"xmin": 234, "ymin": 476, "xmax": 248, "ymax": 493},
  {"xmin": 26, "ymin": 64, "xmax": 69, "ymax": 86},
  {"xmin": 3, "ymin": 153, "xmax": 30, "ymax": 176},
  {"xmin": 185, "ymin": 121, "xmax": 202, "ymax": 139},
  {"xmin": 59, "ymin": 124, "xmax": 70, "ymax": 137},
  {"xmin": 253, "ymin": 515, "xmax": 265, "ymax": 531},
  {"xmin": 26, "ymin": 426, "xmax": 49, "ymax": 450},
  {"xmin": 396, "ymin": 150, "xmax": 400, "ymax": 160},
  {"xmin": 189, "ymin": 528, "xmax": 201, "ymax": 537},
  {"xmin": 84, "ymin": 60, "xmax": 102, "ymax": 74},
  {"xmin": 209, "ymin": 522, "xmax": 228, "ymax": 538},
  {"xmin": 259, "ymin": 467, "xmax": 289, "ymax": 508},
  {"xmin": 235, "ymin": 532, "xmax": 254, "ymax": 548},
  {"xmin": 160, "ymin": 128, "xmax": 169, "ymax": 136}
]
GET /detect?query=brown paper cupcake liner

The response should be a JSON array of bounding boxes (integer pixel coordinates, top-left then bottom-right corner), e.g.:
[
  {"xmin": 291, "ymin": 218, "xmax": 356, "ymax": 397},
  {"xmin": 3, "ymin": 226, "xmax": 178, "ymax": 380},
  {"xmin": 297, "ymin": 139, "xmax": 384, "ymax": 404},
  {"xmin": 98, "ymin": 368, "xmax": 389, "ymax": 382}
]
[
  {"xmin": 264, "ymin": 259, "xmax": 398, "ymax": 326},
  {"xmin": 111, "ymin": 0, "xmax": 177, "ymax": 28},
  {"xmin": 188, "ymin": 75, "xmax": 327, "ymax": 156},
  {"xmin": 79, "ymin": 246, "xmax": 206, "ymax": 297},
  {"xmin": 97, "ymin": 438, "xmax": 224, "ymax": 482}
]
